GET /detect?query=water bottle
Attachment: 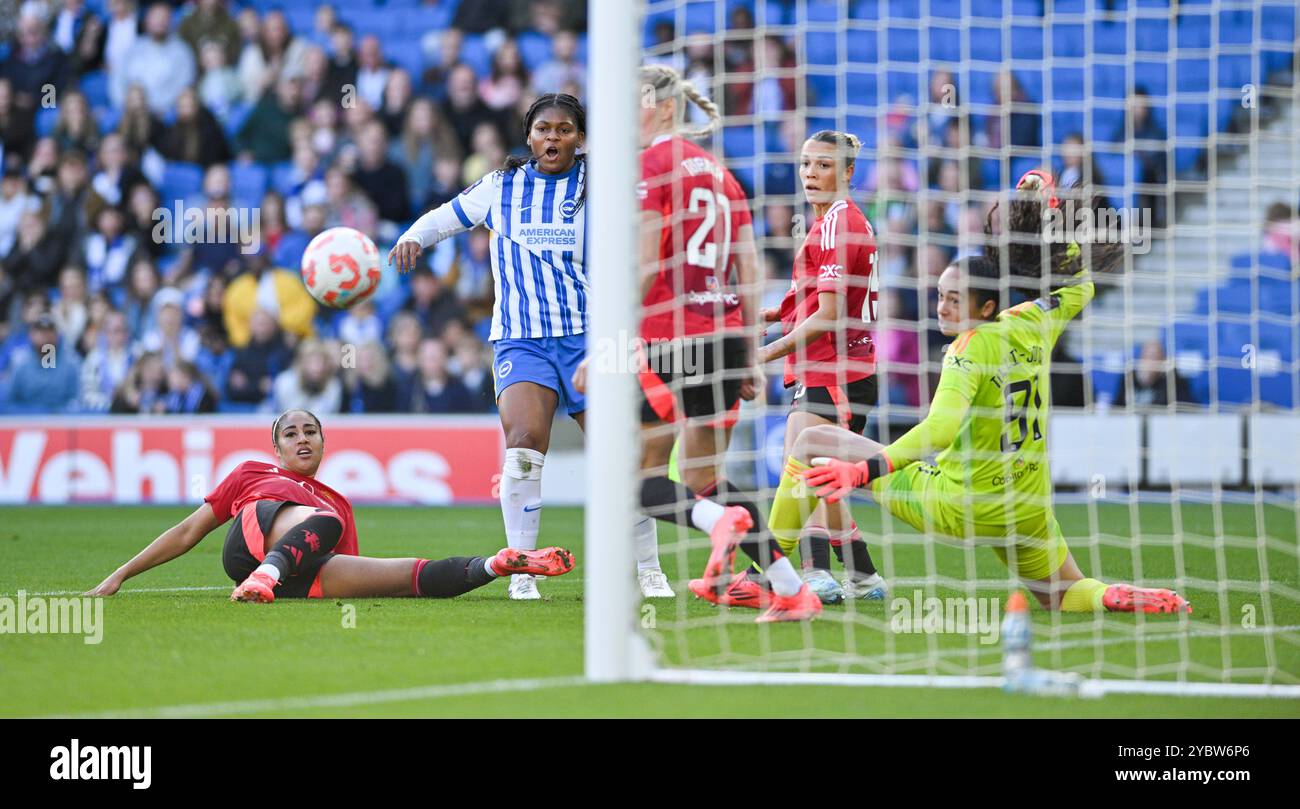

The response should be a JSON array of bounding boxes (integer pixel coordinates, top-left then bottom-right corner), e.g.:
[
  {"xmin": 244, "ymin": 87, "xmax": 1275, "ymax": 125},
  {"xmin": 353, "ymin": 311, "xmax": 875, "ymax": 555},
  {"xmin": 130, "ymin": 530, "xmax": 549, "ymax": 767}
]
[{"xmin": 1001, "ymin": 590, "xmax": 1033, "ymax": 691}]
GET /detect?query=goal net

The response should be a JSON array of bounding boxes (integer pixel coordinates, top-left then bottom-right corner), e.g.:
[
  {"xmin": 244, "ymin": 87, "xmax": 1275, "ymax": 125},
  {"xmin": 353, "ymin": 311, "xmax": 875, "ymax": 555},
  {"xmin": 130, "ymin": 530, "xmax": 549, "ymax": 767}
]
[{"xmin": 586, "ymin": 0, "xmax": 1300, "ymax": 698}]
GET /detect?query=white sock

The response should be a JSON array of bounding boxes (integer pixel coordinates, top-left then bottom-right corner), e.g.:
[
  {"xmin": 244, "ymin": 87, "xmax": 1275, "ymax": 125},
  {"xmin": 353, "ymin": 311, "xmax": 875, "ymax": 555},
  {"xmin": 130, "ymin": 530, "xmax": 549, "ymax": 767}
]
[
  {"xmin": 500, "ymin": 447, "xmax": 544, "ymax": 551},
  {"xmin": 633, "ymin": 515, "xmax": 661, "ymax": 571},
  {"xmin": 766, "ymin": 557, "xmax": 803, "ymax": 596},
  {"xmin": 254, "ymin": 562, "xmax": 281, "ymax": 583},
  {"xmin": 483, "ymin": 557, "xmax": 498, "ymax": 578},
  {"xmin": 690, "ymin": 499, "xmax": 725, "ymax": 534}
]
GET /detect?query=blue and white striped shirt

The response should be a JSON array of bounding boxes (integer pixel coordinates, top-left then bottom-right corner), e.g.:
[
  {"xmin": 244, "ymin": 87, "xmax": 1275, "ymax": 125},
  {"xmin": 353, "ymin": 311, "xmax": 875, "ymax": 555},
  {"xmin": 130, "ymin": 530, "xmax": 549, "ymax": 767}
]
[{"xmin": 398, "ymin": 158, "xmax": 588, "ymax": 341}]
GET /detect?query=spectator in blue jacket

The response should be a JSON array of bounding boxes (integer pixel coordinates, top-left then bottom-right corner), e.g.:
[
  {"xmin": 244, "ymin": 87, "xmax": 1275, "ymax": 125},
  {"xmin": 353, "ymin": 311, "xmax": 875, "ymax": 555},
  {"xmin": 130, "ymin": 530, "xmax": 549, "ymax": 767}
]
[{"xmin": 2, "ymin": 313, "xmax": 80, "ymax": 413}]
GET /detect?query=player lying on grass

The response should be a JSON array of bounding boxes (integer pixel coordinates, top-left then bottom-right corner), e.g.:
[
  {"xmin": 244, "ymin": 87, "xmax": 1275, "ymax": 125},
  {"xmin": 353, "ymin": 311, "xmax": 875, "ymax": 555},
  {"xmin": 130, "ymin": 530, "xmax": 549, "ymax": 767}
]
[
  {"xmin": 756, "ymin": 129, "xmax": 887, "ymax": 605},
  {"xmin": 773, "ymin": 173, "xmax": 1191, "ymax": 614},
  {"xmin": 85, "ymin": 410, "xmax": 574, "ymax": 602}
]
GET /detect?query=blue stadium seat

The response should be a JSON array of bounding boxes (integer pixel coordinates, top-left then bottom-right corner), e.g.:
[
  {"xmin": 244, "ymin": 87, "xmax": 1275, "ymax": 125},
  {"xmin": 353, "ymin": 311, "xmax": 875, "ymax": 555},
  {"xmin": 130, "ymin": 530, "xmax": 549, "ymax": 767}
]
[
  {"xmin": 459, "ymin": 35, "xmax": 492, "ymax": 77},
  {"xmin": 1260, "ymin": 3, "xmax": 1297, "ymax": 46},
  {"xmin": 160, "ymin": 162, "xmax": 204, "ymax": 203},
  {"xmin": 1176, "ymin": 14, "xmax": 1213, "ymax": 49},
  {"xmin": 845, "ymin": 29, "xmax": 878, "ymax": 65},
  {"xmin": 1012, "ymin": 0, "xmax": 1043, "ymax": 16},
  {"xmin": 1168, "ymin": 320, "xmax": 1211, "ymax": 402},
  {"xmin": 971, "ymin": 0, "xmax": 1006, "ymax": 19},
  {"xmin": 1133, "ymin": 61, "xmax": 1168, "ymax": 97},
  {"xmin": 1093, "ymin": 63, "xmax": 1128, "ymax": 99},
  {"xmin": 1010, "ymin": 23, "xmax": 1044, "ymax": 60},
  {"xmin": 1017, "ymin": 68, "xmax": 1043, "ymax": 103},
  {"xmin": 1229, "ymin": 250, "xmax": 1294, "ymax": 279},
  {"xmin": 1218, "ymin": 9, "xmax": 1254, "ymax": 45},
  {"xmin": 35, "ymin": 106, "xmax": 58, "ymax": 137},
  {"xmin": 1257, "ymin": 321, "xmax": 1298, "ymax": 409},
  {"xmin": 887, "ymin": 69, "xmax": 920, "ymax": 101},
  {"xmin": 517, "ymin": 31, "xmax": 552, "ymax": 71},
  {"xmin": 930, "ymin": 25, "xmax": 961, "ymax": 61},
  {"xmin": 1217, "ymin": 53, "xmax": 1254, "ymax": 89},
  {"xmin": 968, "ymin": 26, "xmax": 1001, "ymax": 63},
  {"xmin": 1050, "ymin": 23, "xmax": 1085, "ymax": 58},
  {"xmin": 683, "ymin": 1, "xmax": 718, "ymax": 34},
  {"xmin": 223, "ymin": 102, "xmax": 253, "ymax": 140},
  {"xmin": 1090, "ymin": 366, "xmax": 1123, "ymax": 405},
  {"xmin": 1176, "ymin": 58, "xmax": 1211, "ymax": 93},
  {"xmin": 1053, "ymin": 0, "xmax": 1085, "ymax": 12},
  {"xmin": 887, "ymin": 27, "xmax": 920, "ymax": 62},
  {"xmin": 1091, "ymin": 108, "xmax": 1125, "ymax": 143},
  {"xmin": 1093, "ymin": 21, "xmax": 1128, "ymax": 56},
  {"xmin": 722, "ymin": 125, "xmax": 758, "ymax": 158},
  {"xmin": 805, "ymin": 0, "xmax": 845, "ymax": 23},
  {"xmin": 1134, "ymin": 18, "xmax": 1169, "ymax": 53},
  {"xmin": 79, "ymin": 70, "xmax": 109, "ymax": 110},
  {"xmin": 928, "ymin": 0, "xmax": 962, "ymax": 20},
  {"xmin": 806, "ymin": 30, "xmax": 839, "ymax": 65},
  {"xmin": 231, "ymin": 163, "xmax": 268, "ymax": 208},
  {"xmin": 807, "ymin": 74, "xmax": 838, "ymax": 107},
  {"xmin": 270, "ymin": 161, "xmax": 299, "ymax": 196},
  {"xmin": 1257, "ymin": 276, "xmax": 1298, "ymax": 318},
  {"xmin": 845, "ymin": 71, "xmax": 879, "ymax": 107},
  {"xmin": 389, "ymin": 41, "xmax": 425, "ymax": 81},
  {"xmin": 1092, "ymin": 150, "xmax": 1127, "ymax": 187},
  {"xmin": 1051, "ymin": 67, "xmax": 1085, "ymax": 101}
]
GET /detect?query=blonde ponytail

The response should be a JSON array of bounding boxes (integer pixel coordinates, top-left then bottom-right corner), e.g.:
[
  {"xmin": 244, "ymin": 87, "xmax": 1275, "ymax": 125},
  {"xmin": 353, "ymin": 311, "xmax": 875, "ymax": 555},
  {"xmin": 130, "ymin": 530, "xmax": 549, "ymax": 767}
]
[{"xmin": 639, "ymin": 63, "xmax": 720, "ymax": 139}]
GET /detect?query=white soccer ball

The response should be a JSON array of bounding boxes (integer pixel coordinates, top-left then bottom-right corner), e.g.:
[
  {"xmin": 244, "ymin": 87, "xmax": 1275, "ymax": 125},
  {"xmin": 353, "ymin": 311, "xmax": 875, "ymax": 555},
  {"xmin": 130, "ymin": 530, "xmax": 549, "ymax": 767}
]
[{"xmin": 300, "ymin": 226, "xmax": 382, "ymax": 309}]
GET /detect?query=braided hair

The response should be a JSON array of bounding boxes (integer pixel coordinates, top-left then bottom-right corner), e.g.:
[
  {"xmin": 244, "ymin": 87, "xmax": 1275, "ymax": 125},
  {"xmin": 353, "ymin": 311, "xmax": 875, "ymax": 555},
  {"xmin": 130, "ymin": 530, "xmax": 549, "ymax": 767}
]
[
  {"xmin": 639, "ymin": 63, "xmax": 721, "ymax": 138},
  {"xmin": 982, "ymin": 172, "xmax": 1124, "ymax": 303},
  {"xmin": 503, "ymin": 92, "xmax": 587, "ymax": 213}
]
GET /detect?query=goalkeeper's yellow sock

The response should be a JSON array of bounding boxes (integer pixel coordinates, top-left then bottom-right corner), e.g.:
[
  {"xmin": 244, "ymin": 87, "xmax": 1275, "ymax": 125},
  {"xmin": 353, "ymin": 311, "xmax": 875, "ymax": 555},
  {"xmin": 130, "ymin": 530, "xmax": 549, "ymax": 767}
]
[
  {"xmin": 768, "ymin": 457, "xmax": 818, "ymax": 556},
  {"xmin": 1060, "ymin": 578, "xmax": 1109, "ymax": 612}
]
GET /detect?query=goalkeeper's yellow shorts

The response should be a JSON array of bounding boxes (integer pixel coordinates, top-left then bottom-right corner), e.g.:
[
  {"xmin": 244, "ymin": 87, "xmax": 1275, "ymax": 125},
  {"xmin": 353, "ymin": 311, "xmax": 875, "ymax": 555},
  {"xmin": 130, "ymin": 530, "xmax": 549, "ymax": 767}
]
[{"xmin": 869, "ymin": 462, "xmax": 1070, "ymax": 581}]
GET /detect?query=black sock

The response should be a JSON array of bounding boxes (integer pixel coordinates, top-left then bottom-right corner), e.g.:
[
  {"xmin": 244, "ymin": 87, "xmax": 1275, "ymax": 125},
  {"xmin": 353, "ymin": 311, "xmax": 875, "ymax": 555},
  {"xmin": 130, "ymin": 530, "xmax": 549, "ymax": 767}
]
[
  {"xmin": 416, "ymin": 556, "xmax": 495, "ymax": 598},
  {"xmin": 833, "ymin": 539, "xmax": 878, "ymax": 578},
  {"xmin": 263, "ymin": 512, "xmax": 343, "ymax": 580},
  {"xmin": 801, "ymin": 529, "xmax": 833, "ymax": 572},
  {"xmin": 640, "ymin": 475, "xmax": 696, "ymax": 526}
]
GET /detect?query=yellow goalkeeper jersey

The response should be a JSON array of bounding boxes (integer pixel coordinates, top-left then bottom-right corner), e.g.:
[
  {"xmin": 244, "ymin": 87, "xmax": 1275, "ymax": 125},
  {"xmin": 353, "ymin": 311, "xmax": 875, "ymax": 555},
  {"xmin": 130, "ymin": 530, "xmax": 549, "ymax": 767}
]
[{"xmin": 881, "ymin": 270, "xmax": 1094, "ymax": 518}]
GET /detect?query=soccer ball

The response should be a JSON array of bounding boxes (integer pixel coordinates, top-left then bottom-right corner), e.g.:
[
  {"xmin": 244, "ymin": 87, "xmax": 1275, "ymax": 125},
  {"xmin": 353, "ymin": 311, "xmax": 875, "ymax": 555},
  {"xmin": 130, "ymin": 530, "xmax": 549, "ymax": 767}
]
[{"xmin": 300, "ymin": 227, "xmax": 382, "ymax": 309}]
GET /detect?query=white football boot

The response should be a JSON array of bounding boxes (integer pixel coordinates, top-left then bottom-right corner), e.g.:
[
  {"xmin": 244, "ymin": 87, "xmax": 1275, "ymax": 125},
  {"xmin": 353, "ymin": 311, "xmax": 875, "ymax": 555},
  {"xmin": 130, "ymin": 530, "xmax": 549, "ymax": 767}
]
[
  {"xmin": 638, "ymin": 568, "xmax": 675, "ymax": 598},
  {"xmin": 507, "ymin": 573, "xmax": 541, "ymax": 600},
  {"xmin": 841, "ymin": 572, "xmax": 889, "ymax": 601}
]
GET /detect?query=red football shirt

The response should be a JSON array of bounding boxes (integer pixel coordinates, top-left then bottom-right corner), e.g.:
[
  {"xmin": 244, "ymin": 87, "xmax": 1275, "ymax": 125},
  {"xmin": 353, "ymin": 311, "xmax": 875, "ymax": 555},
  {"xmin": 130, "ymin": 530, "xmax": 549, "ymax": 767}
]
[
  {"xmin": 776, "ymin": 198, "xmax": 878, "ymax": 387},
  {"xmin": 639, "ymin": 135, "xmax": 753, "ymax": 340},
  {"xmin": 204, "ymin": 460, "xmax": 359, "ymax": 556}
]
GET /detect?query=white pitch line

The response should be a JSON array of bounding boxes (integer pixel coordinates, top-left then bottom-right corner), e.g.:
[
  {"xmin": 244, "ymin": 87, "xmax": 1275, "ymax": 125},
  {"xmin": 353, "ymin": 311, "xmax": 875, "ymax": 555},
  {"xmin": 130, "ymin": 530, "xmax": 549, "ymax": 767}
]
[
  {"xmin": 1, "ymin": 585, "xmax": 228, "ymax": 597},
  {"xmin": 62, "ymin": 675, "xmax": 589, "ymax": 719},
  {"xmin": 879, "ymin": 623, "xmax": 1300, "ymax": 666}
]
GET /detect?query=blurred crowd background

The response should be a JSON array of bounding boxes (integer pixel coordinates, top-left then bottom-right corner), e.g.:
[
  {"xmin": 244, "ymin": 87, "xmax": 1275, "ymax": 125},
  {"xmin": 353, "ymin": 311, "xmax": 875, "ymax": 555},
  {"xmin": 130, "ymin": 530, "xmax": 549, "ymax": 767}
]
[{"xmin": 0, "ymin": 0, "xmax": 1295, "ymax": 421}]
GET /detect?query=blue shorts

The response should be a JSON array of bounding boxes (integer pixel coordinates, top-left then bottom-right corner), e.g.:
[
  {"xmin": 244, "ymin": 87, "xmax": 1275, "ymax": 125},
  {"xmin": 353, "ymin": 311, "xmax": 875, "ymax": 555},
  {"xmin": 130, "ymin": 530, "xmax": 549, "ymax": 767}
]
[{"xmin": 492, "ymin": 334, "xmax": 587, "ymax": 416}]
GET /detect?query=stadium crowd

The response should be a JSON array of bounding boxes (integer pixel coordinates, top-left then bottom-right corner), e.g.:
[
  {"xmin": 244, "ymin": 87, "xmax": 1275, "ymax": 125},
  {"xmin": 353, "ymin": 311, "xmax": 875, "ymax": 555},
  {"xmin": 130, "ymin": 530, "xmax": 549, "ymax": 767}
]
[{"xmin": 0, "ymin": 0, "xmax": 1294, "ymax": 418}]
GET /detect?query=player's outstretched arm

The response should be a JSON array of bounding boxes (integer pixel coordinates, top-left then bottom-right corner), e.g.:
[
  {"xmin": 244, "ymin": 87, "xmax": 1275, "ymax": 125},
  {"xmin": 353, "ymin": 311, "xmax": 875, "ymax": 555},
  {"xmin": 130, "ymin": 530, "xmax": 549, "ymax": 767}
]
[
  {"xmin": 389, "ymin": 177, "xmax": 495, "ymax": 273},
  {"xmin": 759, "ymin": 290, "xmax": 840, "ymax": 364},
  {"xmin": 85, "ymin": 504, "xmax": 223, "ymax": 596}
]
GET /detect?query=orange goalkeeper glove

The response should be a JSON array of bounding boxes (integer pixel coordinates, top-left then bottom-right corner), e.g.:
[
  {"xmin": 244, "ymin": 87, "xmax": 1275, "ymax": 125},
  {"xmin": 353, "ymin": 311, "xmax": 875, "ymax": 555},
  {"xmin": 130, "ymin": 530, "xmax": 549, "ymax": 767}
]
[{"xmin": 801, "ymin": 455, "xmax": 892, "ymax": 503}]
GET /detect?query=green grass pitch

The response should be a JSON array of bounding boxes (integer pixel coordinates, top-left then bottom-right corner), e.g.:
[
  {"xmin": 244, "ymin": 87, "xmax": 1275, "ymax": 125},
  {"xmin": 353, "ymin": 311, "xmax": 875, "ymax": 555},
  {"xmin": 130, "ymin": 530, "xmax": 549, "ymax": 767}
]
[{"xmin": 1, "ymin": 503, "xmax": 1297, "ymax": 718}]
